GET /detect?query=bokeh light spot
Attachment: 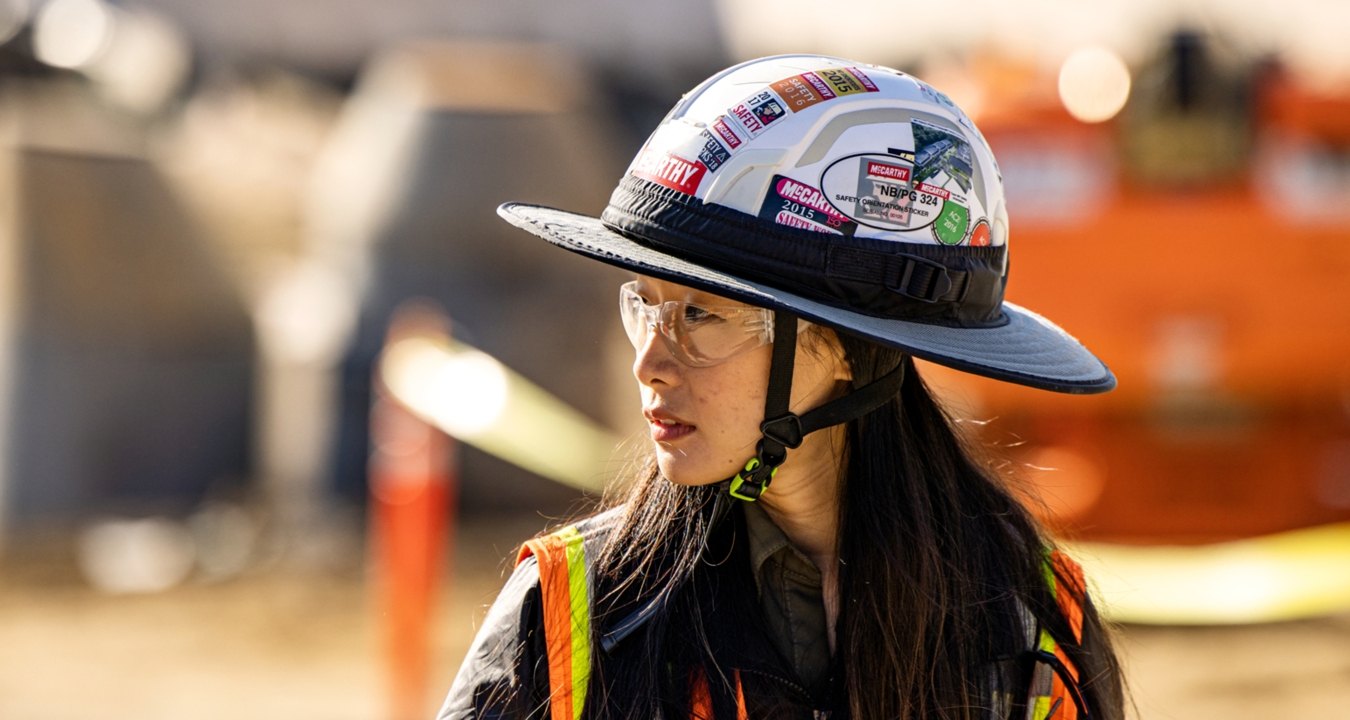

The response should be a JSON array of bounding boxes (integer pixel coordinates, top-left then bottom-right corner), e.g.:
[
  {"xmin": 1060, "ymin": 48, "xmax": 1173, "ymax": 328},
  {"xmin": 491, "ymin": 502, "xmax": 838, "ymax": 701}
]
[{"xmin": 1058, "ymin": 45, "xmax": 1132, "ymax": 123}]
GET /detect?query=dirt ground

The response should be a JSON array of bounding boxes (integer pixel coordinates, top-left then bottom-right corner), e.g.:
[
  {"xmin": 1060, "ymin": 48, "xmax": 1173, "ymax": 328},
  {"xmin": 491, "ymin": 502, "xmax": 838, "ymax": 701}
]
[{"xmin": 1, "ymin": 512, "xmax": 1348, "ymax": 720}]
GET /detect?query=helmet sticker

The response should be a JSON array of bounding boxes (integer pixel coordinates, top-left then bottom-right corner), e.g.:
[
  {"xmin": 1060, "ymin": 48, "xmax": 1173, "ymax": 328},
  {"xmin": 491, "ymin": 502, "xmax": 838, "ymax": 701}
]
[
  {"xmin": 697, "ymin": 129, "xmax": 731, "ymax": 172},
  {"xmin": 730, "ymin": 90, "xmax": 787, "ymax": 138},
  {"xmin": 912, "ymin": 119, "xmax": 973, "ymax": 194},
  {"xmin": 727, "ymin": 67, "xmax": 879, "ymax": 140},
  {"xmin": 750, "ymin": 94, "xmax": 787, "ymax": 127},
  {"xmin": 916, "ymin": 82, "xmax": 960, "ymax": 114},
  {"xmin": 771, "ymin": 71, "xmax": 837, "ymax": 110},
  {"xmin": 804, "ymin": 113, "xmax": 986, "ymax": 244},
  {"xmin": 632, "ymin": 147, "xmax": 707, "ymax": 195},
  {"xmin": 968, "ymin": 218, "xmax": 992, "ymax": 247},
  {"xmin": 816, "ymin": 66, "xmax": 879, "ymax": 95},
  {"xmin": 712, "ymin": 116, "xmax": 743, "ymax": 149},
  {"xmin": 757, "ymin": 174, "xmax": 858, "ymax": 236},
  {"xmin": 931, "ymin": 200, "xmax": 970, "ymax": 245},
  {"xmin": 821, "ymin": 153, "xmax": 937, "ymax": 231}
]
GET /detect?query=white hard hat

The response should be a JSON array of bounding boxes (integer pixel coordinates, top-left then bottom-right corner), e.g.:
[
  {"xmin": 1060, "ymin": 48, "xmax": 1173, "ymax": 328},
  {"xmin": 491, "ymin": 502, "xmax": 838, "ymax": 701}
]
[{"xmin": 500, "ymin": 54, "xmax": 1113, "ymax": 393}]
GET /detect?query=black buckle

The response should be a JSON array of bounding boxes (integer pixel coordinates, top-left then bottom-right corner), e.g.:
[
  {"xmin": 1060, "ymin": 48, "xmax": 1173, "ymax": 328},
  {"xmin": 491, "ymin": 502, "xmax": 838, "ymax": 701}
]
[
  {"xmin": 729, "ymin": 438, "xmax": 791, "ymax": 502},
  {"xmin": 760, "ymin": 413, "xmax": 804, "ymax": 449},
  {"xmin": 889, "ymin": 254, "xmax": 953, "ymax": 303}
]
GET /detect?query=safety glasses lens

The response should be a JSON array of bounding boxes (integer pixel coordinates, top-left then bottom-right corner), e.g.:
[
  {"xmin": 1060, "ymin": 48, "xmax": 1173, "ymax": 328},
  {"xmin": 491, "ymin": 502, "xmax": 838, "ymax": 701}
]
[
  {"xmin": 619, "ymin": 282, "xmax": 771, "ymax": 367},
  {"xmin": 619, "ymin": 287, "xmax": 651, "ymax": 347}
]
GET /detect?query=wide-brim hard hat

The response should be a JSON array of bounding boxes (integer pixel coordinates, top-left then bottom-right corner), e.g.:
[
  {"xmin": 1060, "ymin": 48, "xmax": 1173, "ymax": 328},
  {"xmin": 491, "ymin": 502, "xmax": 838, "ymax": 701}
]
[{"xmin": 498, "ymin": 54, "xmax": 1115, "ymax": 394}]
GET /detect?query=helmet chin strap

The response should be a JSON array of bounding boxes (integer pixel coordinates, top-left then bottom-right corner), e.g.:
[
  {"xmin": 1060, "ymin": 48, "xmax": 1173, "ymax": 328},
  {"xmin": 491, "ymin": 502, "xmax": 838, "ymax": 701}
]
[{"xmin": 727, "ymin": 310, "xmax": 907, "ymax": 502}]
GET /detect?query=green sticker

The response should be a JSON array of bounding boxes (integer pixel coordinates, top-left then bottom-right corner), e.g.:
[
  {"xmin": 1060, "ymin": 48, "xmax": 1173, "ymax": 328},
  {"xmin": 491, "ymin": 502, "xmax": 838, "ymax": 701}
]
[{"xmin": 934, "ymin": 201, "xmax": 969, "ymax": 245}]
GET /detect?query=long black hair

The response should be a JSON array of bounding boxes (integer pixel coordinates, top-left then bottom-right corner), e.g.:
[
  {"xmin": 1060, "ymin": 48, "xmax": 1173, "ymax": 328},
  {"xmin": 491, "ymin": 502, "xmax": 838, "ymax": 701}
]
[{"xmin": 584, "ymin": 330, "xmax": 1126, "ymax": 719}]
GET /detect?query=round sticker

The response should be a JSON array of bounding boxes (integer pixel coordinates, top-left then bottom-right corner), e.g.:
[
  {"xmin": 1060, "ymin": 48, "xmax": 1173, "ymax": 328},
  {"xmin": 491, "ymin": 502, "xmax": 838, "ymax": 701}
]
[
  {"xmin": 932, "ymin": 202, "xmax": 970, "ymax": 245},
  {"xmin": 968, "ymin": 219, "xmax": 991, "ymax": 247}
]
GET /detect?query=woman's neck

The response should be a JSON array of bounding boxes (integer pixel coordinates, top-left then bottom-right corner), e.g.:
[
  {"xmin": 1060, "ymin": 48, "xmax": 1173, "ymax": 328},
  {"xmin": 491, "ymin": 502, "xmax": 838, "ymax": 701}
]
[
  {"xmin": 757, "ymin": 424, "xmax": 845, "ymax": 650},
  {"xmin": 758, "ymin": 486, "xmax": 838, "ymax": 568},
  {"xmin": 757, "ymin": 424, "xmax": 844, "ymax": 563}
]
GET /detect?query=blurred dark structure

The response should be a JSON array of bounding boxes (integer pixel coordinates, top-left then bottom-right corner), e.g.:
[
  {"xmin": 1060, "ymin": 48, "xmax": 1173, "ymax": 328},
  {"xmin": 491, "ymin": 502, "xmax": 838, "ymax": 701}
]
[
  {"xmin": 1121, "ymin": 29, "xmax": 1255, "ymax": 186},
  {"xmin": 0, "ymin": 84, "xmax": 254, "ymax": 532},
  {"xmin": 312, "ymin": 44, "xmax": 636, "ymax": 512}
]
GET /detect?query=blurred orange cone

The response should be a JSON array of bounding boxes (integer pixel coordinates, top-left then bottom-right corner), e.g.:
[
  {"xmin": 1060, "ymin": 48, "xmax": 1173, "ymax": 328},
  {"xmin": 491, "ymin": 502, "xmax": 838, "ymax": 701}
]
[{"xmin": 370, "ymin": 303, "xmax": 458, "ymax": 720}]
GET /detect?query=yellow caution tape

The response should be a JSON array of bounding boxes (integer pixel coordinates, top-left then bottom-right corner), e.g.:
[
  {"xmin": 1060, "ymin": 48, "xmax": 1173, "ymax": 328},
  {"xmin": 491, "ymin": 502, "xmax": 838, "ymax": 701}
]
[{"xmin": 1066, "ymin": 523, "xmax": 1350, "ymax": 625}]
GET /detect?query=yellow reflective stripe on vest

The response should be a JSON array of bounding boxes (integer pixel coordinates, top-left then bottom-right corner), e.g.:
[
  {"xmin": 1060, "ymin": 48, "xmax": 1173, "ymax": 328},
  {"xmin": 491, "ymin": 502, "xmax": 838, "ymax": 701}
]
[
  {"xmin": 525, "ymin": 523, "xmax": 749, "ymax": 720},
  {"xmin": 1028, "ymin": 628, "xmax": 1060, "ymax": 719},
  {"xmin": 520, "ymin": 525, "xmax": 591, "ymax": 720},
  {"xmin": 1027, "ymin": 550, "xmax": 1085, "ymax": 720},
  {"xmin": 562, "ymin": 527, "xmax": 591, "ymax": 720}
]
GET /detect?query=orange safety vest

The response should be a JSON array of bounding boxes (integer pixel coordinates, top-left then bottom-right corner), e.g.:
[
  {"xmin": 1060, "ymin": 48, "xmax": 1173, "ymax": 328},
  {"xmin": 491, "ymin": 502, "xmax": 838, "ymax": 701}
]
[
  {"xmin": 520, "ymin": 526, "xmax": 1085, "ymax": 720},
  {"xmin": 1029, "ymin": 552, "xmax": 1088, "ymax": 720}
]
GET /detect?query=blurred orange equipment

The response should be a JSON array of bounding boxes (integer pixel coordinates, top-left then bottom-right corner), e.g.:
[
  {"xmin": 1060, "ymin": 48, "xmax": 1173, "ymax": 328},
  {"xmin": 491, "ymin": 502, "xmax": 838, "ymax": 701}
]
[{"xmin": 944, "ymin": 67, "xmax": 1350, "ymax": 544}]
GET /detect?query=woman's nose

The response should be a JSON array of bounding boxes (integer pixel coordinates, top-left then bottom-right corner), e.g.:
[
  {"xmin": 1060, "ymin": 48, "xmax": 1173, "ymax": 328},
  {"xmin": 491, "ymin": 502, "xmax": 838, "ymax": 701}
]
[{"xmin": 632, "ymin": 324, "xmax": 680, "ymax": 387}]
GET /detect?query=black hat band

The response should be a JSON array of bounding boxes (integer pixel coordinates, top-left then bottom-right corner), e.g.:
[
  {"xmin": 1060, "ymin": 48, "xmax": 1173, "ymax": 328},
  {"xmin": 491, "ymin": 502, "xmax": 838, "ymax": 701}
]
[{"xmin": 600, "ymin": 176, "xmax": 1009, "ymax": 329}]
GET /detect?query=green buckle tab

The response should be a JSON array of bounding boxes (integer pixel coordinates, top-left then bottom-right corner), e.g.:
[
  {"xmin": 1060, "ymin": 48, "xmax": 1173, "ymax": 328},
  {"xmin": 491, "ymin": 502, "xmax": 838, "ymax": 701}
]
[{"xmin": 729, "ymin": 456, "xmax": 778, "ymax": 502}]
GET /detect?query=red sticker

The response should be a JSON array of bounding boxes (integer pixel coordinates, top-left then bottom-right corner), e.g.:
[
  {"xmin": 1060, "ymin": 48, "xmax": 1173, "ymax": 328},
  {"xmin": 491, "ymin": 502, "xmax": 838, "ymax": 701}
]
[
  {"xmin": 917, "ymin": 182, "xmax": 951, "ymax": 200},
  {"xmin": 969, "ymin": 219, "xmax": 991, "ymax": 246},
  {"xmin": 713, "ymin": 117, "xmax": 743, "ymax": 149},
  {"xmin": 632, "ymin": 149, "xmax": 707, "ymax": 195},
  {"xmin": 866, "ymin": 161, "xmax": 911, "ymax": 182}
]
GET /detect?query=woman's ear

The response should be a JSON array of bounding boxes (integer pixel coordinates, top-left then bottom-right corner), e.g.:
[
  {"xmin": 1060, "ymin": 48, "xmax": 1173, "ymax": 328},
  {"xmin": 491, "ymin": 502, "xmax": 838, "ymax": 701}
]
[
  {"xmin": 831, "ymin": 338, "xmax": 853, "ymax": 383},
  {"xmin": 804, "ymin": 324, "xmax": 853, "ymax": 383}
]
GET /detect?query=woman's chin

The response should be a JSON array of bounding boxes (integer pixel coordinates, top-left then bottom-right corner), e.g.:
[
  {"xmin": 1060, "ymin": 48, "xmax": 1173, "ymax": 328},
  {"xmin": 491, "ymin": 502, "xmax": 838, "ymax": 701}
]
[{"xmin": 655, "ymin": 453, "xmax": 736, "ymax": 488}]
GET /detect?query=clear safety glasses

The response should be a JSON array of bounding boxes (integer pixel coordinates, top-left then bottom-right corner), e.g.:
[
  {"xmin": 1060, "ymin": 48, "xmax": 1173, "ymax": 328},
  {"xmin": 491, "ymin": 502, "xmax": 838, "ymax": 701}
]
[{"xmin": 619, "ymin": 281, "xmax": 775, "ymax": 367}]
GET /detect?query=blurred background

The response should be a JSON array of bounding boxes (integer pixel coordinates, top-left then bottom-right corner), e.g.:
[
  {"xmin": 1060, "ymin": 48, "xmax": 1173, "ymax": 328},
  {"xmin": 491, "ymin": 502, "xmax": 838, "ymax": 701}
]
[{"xmin": 0, "ymin": 0, "xmax": 1347, "ymax": 717}]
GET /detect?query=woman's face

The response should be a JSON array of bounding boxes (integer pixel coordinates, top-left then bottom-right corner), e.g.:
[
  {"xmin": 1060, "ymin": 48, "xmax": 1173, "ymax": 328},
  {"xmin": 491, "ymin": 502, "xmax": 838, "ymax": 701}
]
[{"xmin": 628, "ymin": 276, "xmax": 852, "ymax": 486}]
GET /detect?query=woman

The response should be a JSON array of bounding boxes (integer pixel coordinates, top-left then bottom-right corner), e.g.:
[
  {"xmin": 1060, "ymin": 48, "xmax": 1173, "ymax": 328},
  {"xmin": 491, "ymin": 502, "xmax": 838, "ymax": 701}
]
[{"xmin": 441, "ymin": 55, "xmax": 1126, "ymax": 719}]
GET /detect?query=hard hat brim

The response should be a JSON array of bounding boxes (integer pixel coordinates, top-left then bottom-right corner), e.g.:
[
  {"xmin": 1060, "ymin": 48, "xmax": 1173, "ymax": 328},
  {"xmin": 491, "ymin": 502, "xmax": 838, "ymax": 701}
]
[{"xmin": 499, "ymin": 201, "xmax": 1116, "ymax": 394}]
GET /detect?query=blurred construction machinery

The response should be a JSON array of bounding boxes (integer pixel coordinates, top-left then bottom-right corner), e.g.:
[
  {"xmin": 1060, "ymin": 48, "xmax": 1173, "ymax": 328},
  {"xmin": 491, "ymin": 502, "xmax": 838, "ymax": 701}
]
[{"xmin": 929, "ymin": 32, "xmax": 1350, "ymax": 545}]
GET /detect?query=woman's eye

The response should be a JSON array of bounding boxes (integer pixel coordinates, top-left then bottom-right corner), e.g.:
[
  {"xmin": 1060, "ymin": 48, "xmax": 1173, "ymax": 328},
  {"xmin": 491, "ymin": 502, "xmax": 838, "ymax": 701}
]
[{"xmin": 682, "ymin": 305, "xmax": 717, "ymax": 325}]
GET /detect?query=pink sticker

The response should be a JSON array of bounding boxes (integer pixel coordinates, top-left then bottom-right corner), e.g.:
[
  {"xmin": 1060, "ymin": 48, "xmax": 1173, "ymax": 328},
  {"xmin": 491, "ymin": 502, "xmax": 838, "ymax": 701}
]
[
  {"xmin": 775, "ymin": 176, "xmax": 850, "ymax": 224},
  {"xmin": 849, "ymin": 67, "xmax": 879, "ymax": 92},
  {"xmin": 801, "ymin": 72, "xmax": 837, "ymax": 101},
  {"xmin": 774, "ymin": 210, "xmax": 843, "ymax": 235}
]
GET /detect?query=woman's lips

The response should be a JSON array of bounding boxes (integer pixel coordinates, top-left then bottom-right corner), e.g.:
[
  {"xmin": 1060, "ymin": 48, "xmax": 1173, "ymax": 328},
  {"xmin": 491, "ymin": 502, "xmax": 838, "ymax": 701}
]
[{"xmin": 645, "ymin": 408, "xmax": 695, "ymax": 442}]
